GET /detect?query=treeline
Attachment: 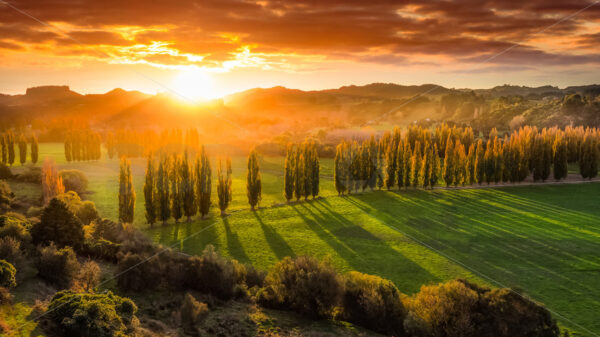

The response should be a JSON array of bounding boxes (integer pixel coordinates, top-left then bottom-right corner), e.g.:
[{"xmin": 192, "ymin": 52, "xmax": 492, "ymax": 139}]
[
  {"xmin": 107, "ymin": 128, "xmax": 201, "ymax": 159},
  {"xmin": 64, "ymin": 129, "xmax": 101, "ymax": 162},
  {"xmin": 334, "ymin": 125, "xmax": 599, "ymax": 193},
  {"xmin": 0, "ymin": 130, "xmax": 38, "ymax": 165},
  {"xmin": 283, "ymin": 141, "xmax": 320, "ymax": 202},
  {"xmin": 130, "ymin": 147, "xmax": 215, "ymax": 226}
]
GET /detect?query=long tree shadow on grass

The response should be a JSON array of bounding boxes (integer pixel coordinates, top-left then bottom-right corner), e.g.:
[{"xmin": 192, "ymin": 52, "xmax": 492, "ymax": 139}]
[
  {"xmin": 223, "ymin": 217, "xmax": 252, "ymax": 264},
  {"xmin": 153, "ymin": 218, "xmax": 221, "ymax": 255},
  {"xmin": 294, "ymin": 199, "xmax": 440, "ymax": 293},
  {"xmin": 253, "ymin": 211, "xmax": 296, "ymax": 260}
]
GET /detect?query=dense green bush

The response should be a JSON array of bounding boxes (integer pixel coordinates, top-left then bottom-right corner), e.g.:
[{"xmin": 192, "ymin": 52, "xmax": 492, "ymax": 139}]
[
  {"xmin": 183, "ymin": 245, "xmax": 244, "ymax": 300},
  {"xmin": 342, "ymin": 271, "xmax": 407, "ymax": 336},
  {"xmin": 404, "ymin": 279, "xmax": 560, "ymax": 337},
  {"xmin": 0, "ymin": 180, "xmax": 14, "ymax": 212},
  {"xmin": 116, "ymin": 252, "xmax": 162, "ymax": 291},
  {"xmin": 0, "ymin": 214, "xmax": 31, "ymax": 246},
  {"xmin": 85, "ymin": 238, "xmax": 121, "ymax": 262},
  {"xmin": 180, "ymin": 293, "xmax": 208, "ymax": 333},
  {"xmin": 0, "ymin": 236, "xmax": 23, "ymax": 269},
  {"xmin": 0, "ymin": 164, "xmax": 12, "ymax": 179},
  {"xmin": 14, "ymin": 166, "xmax": 41, "ymax": 184},
  {"xmin": 59, "ymin": 169, "xmax": 89, "ymax": 195},
  {"xmin": 90, "ymin": 218, "xmax": 123, "ymax": 242},
  {"xmin": 36, "ymin": 243, "xmax": 80, "ymax": 289},
  {"xmin": 0, "ymin": 259, "xmax": 16, "ymax": 288},
  {"xmin": 258, "ymin": 256, "xmax": 342, "ymax": 318},
  {"xmin": 31, "ymin": 197, "xmax": 84, "ymax": 249},
  {"xmin": 77, "ymin": 200, "xmax": 99, "ymax": 225},
  {"xmin": 47, "ymin": 290, "xmax": 138, "ymax": 337}
]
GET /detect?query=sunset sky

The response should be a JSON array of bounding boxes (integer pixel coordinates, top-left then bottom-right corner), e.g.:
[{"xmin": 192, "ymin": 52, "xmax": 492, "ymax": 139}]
[{"xmin": 1, "ymin": 0, "xmax": 600, "ymax": 99}]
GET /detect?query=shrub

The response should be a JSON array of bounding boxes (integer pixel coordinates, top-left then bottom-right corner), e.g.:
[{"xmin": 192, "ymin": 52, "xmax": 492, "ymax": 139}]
[
  {"xmin": 259, "ymin": 256, "xmax": 342, "ymax": 318},
  {"xmin": 31, "ymin": 197, "xmax": 84, "ymax": 249},
  {"xmin": 26, "ymin": 206, "xmax": 43, "ymax": 218},
  {"xmin": 341, "ymin": 271, "xmax": 407, "ymax": 336},
  {"xmin": 116, "ymin": 253, "xmax": 162, "ymax": 292},
  {"xmin": 36, "ymin": 243, "xmax": 80, "ymax": 289},
  {"xmin": 0, "ymin": 180, "xmax": 14, "ymax": 212},
  {"xmin": 0, "ymin": 215, "xmax": 32, "ymax": 246},
  {"xmin": 86, "ymin": 238, "xmax": 121, "ymax": 262},
  {"xmin": 47, "ymin": 290, "xmax": 138, "ymax": 337},
  {"xmin": 14, "ymin": 166, "xmax": 41, "ymax": 184},
  {"xmin": 0, "ymin": 286, "xmax": 12, "ymax": 304},
  {"xmin": 0, "ymin": 260, "xmax": 16, "ymax": 288},
  {"xmin": 55, "ymin": 191, "xmax": 83, "ymax": 212},
  {"xmin": 183, "ymin": 245, "xmax": 242, "ymax": 300},
  {"xmin": 59, "ymin": 170, "xmax": 88, "ymax": 195},
  {"xmin": 76, "ymin": 260, "xmax": 101, "ymax": 292},
  {"xmin": 0, "ymin": 164, "xmax": 12, "ymax": 179},
  {"xmin": 77, "ymin": 201, "xmax": 99, "ymax": 225},
  {"xmin": 91, "ymin": 218, "xmax": 123, "ymax": 243},
  {"xmin": 0, "ymin": 236, "xmax": 23, "ymax": 268},
  {"xmin": 244, "ymin": 263, "xmax": 266, "ymax": 289},
  {"xmin": 180, "ymin": 293, "xmax": 208, "ymax": 333}
]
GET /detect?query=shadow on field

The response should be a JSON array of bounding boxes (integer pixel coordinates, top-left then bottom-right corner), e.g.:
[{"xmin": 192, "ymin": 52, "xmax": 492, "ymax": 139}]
[
  {"xmin": 253, "ymin": 211, "xmax": 296, "ymax": 260},
  {"xmin": 223, "ymin": 218, "xmax": 252, "ymax": 264},
  {"xmin": 292, "ymin": 199, "xmax": 440, "ymax": 292}
]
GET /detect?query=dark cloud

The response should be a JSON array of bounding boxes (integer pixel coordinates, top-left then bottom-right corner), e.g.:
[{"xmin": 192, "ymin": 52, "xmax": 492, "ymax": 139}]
[{"xmin": 0, "ymin": 0, "xmax": 598, "ymax": 67}]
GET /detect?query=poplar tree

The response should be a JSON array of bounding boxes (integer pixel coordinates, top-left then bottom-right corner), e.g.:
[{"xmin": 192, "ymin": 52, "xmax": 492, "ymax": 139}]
[
  {"xmin": 144, "ymin": 154, "xmax": 157, "ymax": 226},
  {"xmin": 1, "ymin": 135, "xmax": 6, "ymax": 164},
  {"xmin": 442, "ymin": 138, "xmax": 454, "ymax": 187},
  {"xmin": 474, "ymin": 139, "xmax": 485, "ymax": 184},
  {"xmin": 376, "ymin": 140, "xmax": 385, "ymax": 190},
  {"xmin": 385, "ymin": 141, "xmax": 397, "ymax": 189},
  {"xmin": 429, "ymin": 144, "xmax": 440, "ymax": 188},
  {"xmin": 493, "ymin": 137, "xmax": 503, "ymax": 183},
  {"xmin": 156, "ymin": 156, "xmax": 171, "ymax": 225},
  {"xmin": 579, "ymin": 134, "xmax": 598, "ymax": 179},
  {"xmin": 410, "ymin": 141, "xmax": 421, "ymax": 188},
  {"xmin": 18, "ymin": 134, "xmax": 27, "ymax": 165},
  {"xmin": 465, "ymin": 144, "xmax": 475, "ymax": 185},
  {"xmin": 553, "ymin": 135, "xmax": 568, "ymax": 181},
  {"xmin": 64, "ymin": 134, "xmax": 72, "ymax": 162},
  {"xmin": 196, "ymin": 147, "xmax": 212, "ymax": 218},
  {"xmin": 31, "ymin": 134, "xmax": 39, "ymax": 164},
  {"xmin": 311, "ymin": 144, "xmax": 320, "ymax": 198},
  {"xmin": 418, "ymin": 145, "xmax": 430, "ymax": 188},
  {"xmin": 395, "ymin": 140, "xmax": 404, "ymax": 189},
  {"xmin": 334, "ymin": 143, "xmax": 345, "ymax": 195},
  {"xmin": 303, "ymin": 143, "xmax": 313, "ymax": 199},
  {"xmin": 402, "ymin": 142, "xmax": 412, "ymax": 188},
  {"xmin": 501, "ymin": 136, "xmax": 511, "ymax": 183},
  {"xmin": 118, "ymin": 157, "xmax": 135, "ymax": 224},
  {"xmin": 217, "ymin": 158, "xmax": 233, "ymax": 216},
  {"xmin": 284, "ymin": 144, "xmax": 294, "ymax": 202},
  {"xmin": 454, "ymin": 141, "xmax": 466, "ymax": 186},
  {"xmin": 7, "ymin": 132, "xmax": 14, "ymax": 166},
  {"xmin": 170, "ymin": 156, "xmax": 183, "ymax": 222},
  {"xmin": 181, "ymin": 153, "xmax": 196, "ymax": 222},
  {"xmin": 247, "ymin": 149, "xmax": 262, "ymax": 210},
  {"xmin": 294, "ymin": 146, "xmax": 304, "ymax": 200},
  {"xmin": 484, "ymin": 140, "xmax": 494, "ymax": 184}
]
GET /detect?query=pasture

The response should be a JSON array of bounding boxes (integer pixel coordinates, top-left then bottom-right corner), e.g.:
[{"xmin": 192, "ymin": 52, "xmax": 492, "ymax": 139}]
[{"xmin": 10, "ymin": 143, "xmax": 600, "ymax": 336}]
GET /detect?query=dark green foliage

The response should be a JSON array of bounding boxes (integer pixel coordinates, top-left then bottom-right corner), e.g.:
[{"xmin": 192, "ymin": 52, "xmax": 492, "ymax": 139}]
[
  {"xmin": 579, "ymin": 134, "xmax": 598, "ymax": 179},
  {"xmin": 31, "ymin": 134, "xmax": 38, "ymax": 164},
  {"xmin": 118, "ymin": 157, "xmax": 135, "ymax": 223},
  {"xmin": 246, "ymin": 149, "xmax": 261, "ymax": 209},
  {"xmin": 183, "ymin": 245, "xmax": 243, "ymax": 300},
  {"xmin": 0, "ymin": 260, "xmax": 16, "ymax": 288},
  {"xmin": 180, "ymin": 293, "xmax": 208, "ymax": 333},
  {"xmin": 553, "ymin": 136, "xmax": 568, "ymax": 180},
  {"xmin": 47, "ymin": 290, "xmax": 137, "ymax": 337},
  {"xmin": 196, "ymin": 147, "xmax": 211, "ymax": 218},
  {"xmin": 474, "ymin": 139, "xmax": 485, "ymax": 184},
  {"xmin": 144, "ymin": 155, "xmax": 156, "ymax": 225},
  {"xmin": 7, "ymin": 131, "xmax": 15, "ymax": 166},
  {"xmin": 0, "ymin": 214, "xmax": 31, "ymax": 245},
  {"xmin": 0, "ymin": 237, "xmax": 23, "ymax": 269},
  {"xmin": 170, "ymin": 156, "xmax": 183, "ymax": 222},
  {"xmin": 217, "ymin": 158, "xmax": 232, "ymax": 215},
  {"xmin": 258, "ymin": 256, "xmax": 342, "ymax": 318},
  {"xmin": 36, "ymin": 244, "xmax": 80, "ymax": 289},
  {"xmin": 31, "ymin": 198, "xmax": 84, "ymax": 249},
  {"xmin": 116, "ymin": 253, "xmax": 162, "ymax": 291},
  {"xmin": 181, "ymin": 153, "xmax": 195, "ymax": 221},
  {"xmin": 284, "ymin": 144, "xmax": 294, "ymax": 202},
  {"xmin": 156, "ymin": 156, "xmax": 170, "ymax": 224},
  {"xmin": 18, "ymin": 134, "xmax": 27, "ymax": 165},
  {"xmin": 77, "ymin": 200, "xmax": 99, "ymax": 225},
  {"xmin": 60, "ymin": 169, "xmax": 89, "ymax": 196},
  {"xmin": 341, "ymin": 271, "xmax": 407, "ymax": 336},
  {"xmin": 0, "ymin": 180, "xmax": 14, "ymax": 212},
  {"xmin": 0, "ymin": 164, "xmax": 11, "ymax": 180}
]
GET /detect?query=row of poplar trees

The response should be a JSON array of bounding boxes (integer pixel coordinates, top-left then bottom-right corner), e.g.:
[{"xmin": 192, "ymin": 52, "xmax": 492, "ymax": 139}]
[
  {"xmin": 283, "ymin": 141, "xmax": 320, "ymax": 202},
  {"xmin": 0, "ymin": 131, "xmax": 38, "ymax": 166},
  {"xmin": 64, "ymin": 130, "xmax": 102, "ymax": 162},
  {"xmin": 107, "ymin": 128, "xmax": 201, "ymax": 159},
  {"xmin": 139, "ymin": 148, "xmax": 215, "ymax": 226},
  {"xmin": 334, "ymin": 124, "xmax": 599, "ymax": 193}
]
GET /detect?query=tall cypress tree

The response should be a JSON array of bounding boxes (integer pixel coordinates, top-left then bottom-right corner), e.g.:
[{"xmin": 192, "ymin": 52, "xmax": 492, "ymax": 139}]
[
  {"xmin": 217, "ymin": 158, "xmax": 233, "ymax": 216},
  {"xmin": 247, "ymin": 149, "xmax": 262, "ymax": 210},
  {"xmin": 181, "ymin": 152, "xmax": 196, "ymax": 222},
  {"xmin": 474, "ymin": 139, "xmax": 485, "ymax": 184},
  {"xmin": 402, "ymin": 142, "xmax": 412, "ymax": 188},
  {"xmin": 31, "ymin": 134, "xmax": 39, "ymax": 164},
  {"xmin": 376, "ymin": 139, "xmax": 385, "ymax": 190},
  {"xmin": 395, "ymin": 140, "xmax": 404, "ymax": 189},
  {"xmin": 7, "ymin": 131, "xmax": 15, "ymax": 166},
  {"xmin": 484, "ymin": 140, "xmax": 494, "ymax": 184},
  {"xmin": 156, "ymin": 155, "xmax": 171, "ymax": 225},
  {"xmin": 334, "ymin": 143, "xmax": 345, "ymax": 195},
  {"xmin": 284, "ymin": 144, "xmax": 294, "ymax": 202},
  {"xmin": 18, "ymin": 134, "xmax": 27, "ymax": 165},
  {"xmin": 429, "ymin": 144, "xmax": 440, "ymax": 188},
  {"xmin": 118, "ymin": 157, "xmax": 135, "ymax": 224},
  {"xmin": 553, "ymin": 135, "xmax": 568, "ymax": 181},
  {"xmin": 465, "ymin": 144, "xmax": 475, "ymax": 185},
  {"xmin": 294, "ymin": 146, "xmax": 304, "ymax": 200},
  {"xmin": 303, "ymin": 142, "xmax": 313, "ymax": 199},
  {"xmin": 144, "ymin": 154, "xmax": 157, "ymax": 226},
  {"xmin": 197, "ymin": 147, "xmax": 212, "ymax": 218},
  {"xmin": 170, "ymin": 156, "xmax": 183, "ymax": 222},
  {"xmin": 410, "ymin": 141, "xmax": 422, "ymax": 188},
  {"xmin": 1, "ymin": 134, "xmax": 6, "ymax": 164},
  {"xmin": 442, "ymin": 137, "xmax": 454, "ymax": 187},
  {"xmin": 493, "ymin": 137, "xmax": 503, "ymax": 183},
  {"xmin": 64, "ymin": 134, "xmax": 72, "ymax": 162},
  {"xmin": 311, "ymin": 143, "xmax": 320, "ymax": 198},
  {"xmin": 418, "ymin": 145, "xmax": 430, "ymax": 188}
]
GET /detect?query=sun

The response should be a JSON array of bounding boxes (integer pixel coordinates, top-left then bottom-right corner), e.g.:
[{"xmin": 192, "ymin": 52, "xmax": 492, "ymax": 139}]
[{"xmin": 171, "ymin": 68, "xmax": 217, "ymax": 101}]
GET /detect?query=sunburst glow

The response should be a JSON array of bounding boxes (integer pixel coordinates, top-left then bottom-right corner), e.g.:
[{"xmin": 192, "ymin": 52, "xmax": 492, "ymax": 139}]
[{"xmin": 171, "ymin": 68, "xmax": 217, "ymax": 101}]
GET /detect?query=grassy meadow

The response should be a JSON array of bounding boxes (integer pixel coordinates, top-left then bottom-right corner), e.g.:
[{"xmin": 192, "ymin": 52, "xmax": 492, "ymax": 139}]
[{"xmin": 8, "ymin": 142, "xmax": 600, "ymax": 336}]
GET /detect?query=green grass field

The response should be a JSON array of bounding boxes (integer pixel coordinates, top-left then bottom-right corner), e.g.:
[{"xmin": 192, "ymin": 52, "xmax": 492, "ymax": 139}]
[{"xmin": 9, "ymin": 143, "xmax": 600, "ymax": 336}]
